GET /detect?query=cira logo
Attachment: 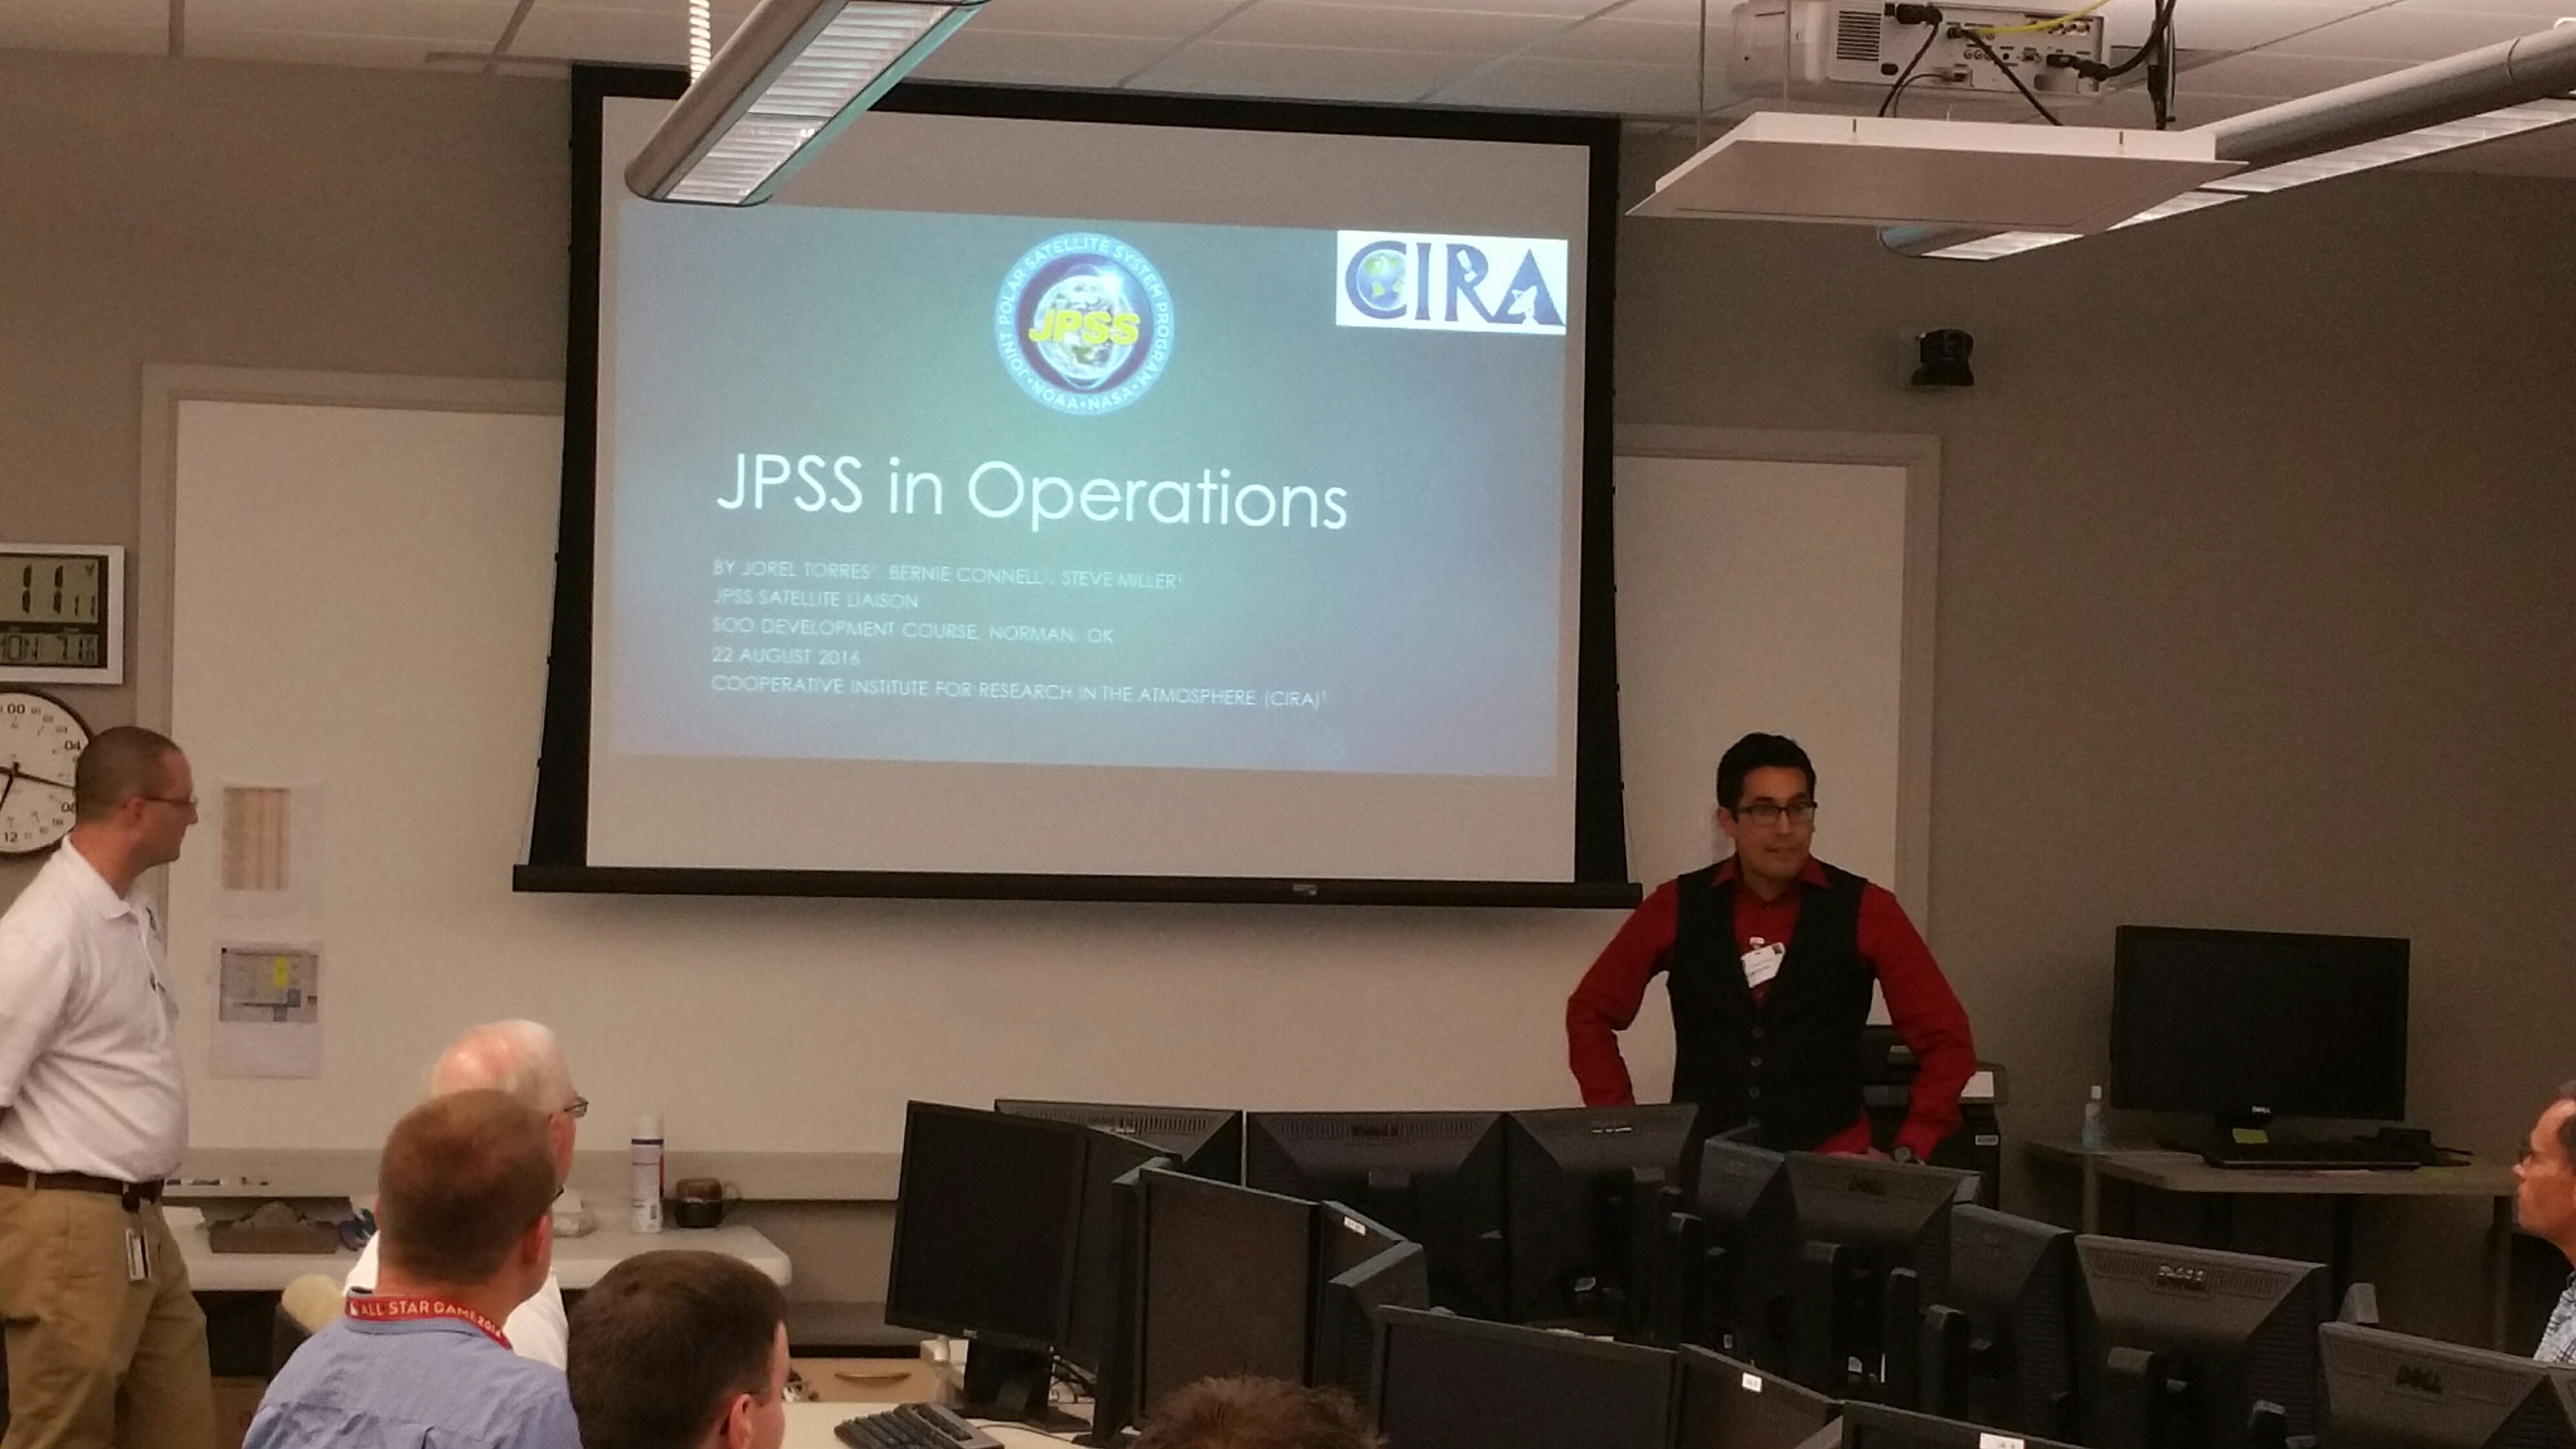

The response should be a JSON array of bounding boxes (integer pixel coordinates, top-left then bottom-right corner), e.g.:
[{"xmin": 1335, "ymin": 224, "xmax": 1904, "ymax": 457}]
[
  {"xmin": 1335, "ymin": 231, "xmax": 1569, "ymax": 336},
  {"xmin": 994, "ymin": 233, "xmax": 1174, "ymax": 416}
]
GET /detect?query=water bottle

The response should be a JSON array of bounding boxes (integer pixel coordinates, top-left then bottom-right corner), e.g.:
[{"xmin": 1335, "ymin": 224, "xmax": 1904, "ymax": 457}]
[
  {"xmin": 631, "ymin": 1112, "xmax": 665, "ymax": 1234},
  {"xmin": 2080, "ymin": 1084, "xmax": 2107, "ymax": 1152}
]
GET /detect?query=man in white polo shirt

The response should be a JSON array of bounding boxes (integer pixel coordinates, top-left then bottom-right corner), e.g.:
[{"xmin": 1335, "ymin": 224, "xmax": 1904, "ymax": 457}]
[
  {"xmin": 344, "ymin": 1021, "xmax": 585, "ymax": 1369},
  {"xmin": 0, "ymin": 725, "xmax": 213, "ymax": 1449}
]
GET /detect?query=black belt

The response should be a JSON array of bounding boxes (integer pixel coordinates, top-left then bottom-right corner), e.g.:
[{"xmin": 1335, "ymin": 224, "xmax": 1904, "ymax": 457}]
[{"xmin": 0, "ymin": 1161, "xmax": 164, "ymax": 1208}]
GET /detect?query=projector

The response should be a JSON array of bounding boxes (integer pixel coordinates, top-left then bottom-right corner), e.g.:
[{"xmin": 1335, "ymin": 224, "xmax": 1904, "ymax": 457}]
[{"xmin": 1728, "ymin": 0, "xmax": 2109, "ymax": 107}]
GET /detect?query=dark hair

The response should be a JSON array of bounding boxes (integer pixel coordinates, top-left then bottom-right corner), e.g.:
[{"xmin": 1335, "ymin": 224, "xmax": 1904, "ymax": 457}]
[
  {"xmin": 1132, "ymin": 1377, "xmax": 1382, "ymax": 1449},
  {"xmin": 2554, "ymin": 1082, "xmax": 2576, "ymax": 1163},
  {"xmin": 376, "ymin": 1089, "xmax": 557, "ymax": 1285},
  {"xmin": 568, "ymin": 1250, "xmax": 787, "ymax": 1449},
  {"xmin": 74, "ymin": 725, "xmax": 182, "ymax": 822},
  {"xmin": 1715, "ymin": 732, "xmax": 1816, "ymax": 813}
]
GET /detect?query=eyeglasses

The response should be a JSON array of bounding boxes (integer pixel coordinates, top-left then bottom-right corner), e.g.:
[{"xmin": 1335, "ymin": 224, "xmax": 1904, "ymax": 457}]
[
  {"xmin": 1732, "ymin": 800, "xmax": 1818, "ymax": 826},
  {"xmin": 140, "ymin": 795, "xmax": 198, "ymax": 812},
  {"xmin": 560, "ymin": 1097, "xmax": 590, "ymax": 1121}
]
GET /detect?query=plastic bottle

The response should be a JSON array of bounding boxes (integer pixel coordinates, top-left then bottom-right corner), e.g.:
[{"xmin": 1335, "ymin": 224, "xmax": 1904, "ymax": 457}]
[
  {"xmin": 2080, "ymin": 1084, "xmax": 2107, "ymax": 1152},
  {"xmin": 631, "ymin": 1112, "xmax": 665, "ymax": 1234}
]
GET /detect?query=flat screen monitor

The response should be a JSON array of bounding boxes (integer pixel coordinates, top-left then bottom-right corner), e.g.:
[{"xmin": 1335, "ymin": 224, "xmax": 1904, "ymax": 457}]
[
  {"xmin": 1695, "ymin": 1139, "xmax": 1799, "ymax": 1369},
  {"xmin": 2109, "ymin": 925, "xmax": 2409, "ymax": 1123},
  {"xmin": 1673, "ymin": 1344, "xmax": 1840, "ymax": 1449},
  {"xmin": 1782, "ymin": 1152, "xmax": 1977, "ymax": 1398},
  {"xmin": 1371, "ymin": 1304, "xmax": 1675, "ymax": 1449},
  {"xmin": 1137, "ymin": 1167, "xmax": 1318, "ymax": 1413},
  {"xmin": 996, "ymin": 1099, "xmax": 1243, "ymax": 1182},
  {"xmin": 2074, "ymin": 1234, "xmax": 2330, "ymax": 1449},
  {"xmin": 885, "ymin": 1101, "xmax": 1089, "ymax": 1351},
  {"xmin": 1502, "ymin": 1103, "xmax": 1704, "ymax": 1326},
  {"xmin": 1313, "ymin": 1205, "xmax": 1430, "ymax": 1403},
  {"xmin": 1838, "ymin": 1401, "xmax": 2083, "ymax": 1449},
  {"xmin": 2321, "ymin": 1322, "xmax": 2576, "ymax": 1448},
  {"xmin": 1921, "ymin": 1205, "xmax": 2076, "ymax": 1438},
  {"xmin": 1245, "ymin": 1110, "xmax": 1508, "ymax": 1318}
]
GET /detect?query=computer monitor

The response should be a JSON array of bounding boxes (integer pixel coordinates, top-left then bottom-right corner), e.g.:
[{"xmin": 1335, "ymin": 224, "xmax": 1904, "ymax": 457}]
[
  {"xmin": 1918, "ymin": 1205, "xmax": 2076, "ymax": 1438},
  {"xmin": 1244, "ymin": 1110, "xmax": 1508, "ymax": 1318},
  {"xmin": 2321, "ymin": 1322, "xmax": 2576, "ymax": 1448},
  {"xmin": 1312, "ymin": 1203, "xmax": 1430, "ymax": 1403},
  {"xmin": 1782, "ymin": 1152, "xmax": 1977, "ymax": 1401},
  {"xmin": 2074, "ymin": 1234, "xmax": 2331, "ymax": 1449},
  {"xmin": 2109, "ymin": 925, "xmax": 2409, "ymax": 1132},
  {"xmin": 1837, "ymin": 1401, "xmax": 2083, "ymax": 1449},
  {"xmin": 1673, "ymin": 1344, "xmax": 1840, "ymax": 1449},
  {"xmin": 1135, "ymin": 1167, "xmax": 1318, "ymax": 1415},
  {"xmin": 1502, "ymin": 1103, "xmax": 1704, "ymax": 1327},
  {"xmin": 996, "ymin": 1099, "xmax": 1244, "ymax": 1182},
  {"xmin": 1690, "ymin": 1139, "xmax": 1800, "ymax": 1369},
  {"xmin": 883, "ymin": 1102, "xmax": 1090, "ymax": 1422},
  {"xmin": 1371, "ymin": 1304, "xmax": 1675, "ymax": 1449},
  {"xmin": 1051, "ymin": 1129, "xmax": 1163, "ymax": 1382}
]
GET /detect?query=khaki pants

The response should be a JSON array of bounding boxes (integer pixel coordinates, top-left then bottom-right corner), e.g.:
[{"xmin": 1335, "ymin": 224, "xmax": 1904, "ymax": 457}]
[{"xmin": 0, "ymin": 1187, "xmax": 213, "ymax": 1449}]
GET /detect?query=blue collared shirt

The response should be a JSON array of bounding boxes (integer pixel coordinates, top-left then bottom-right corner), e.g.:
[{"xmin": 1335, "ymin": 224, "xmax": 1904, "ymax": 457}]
[{"xmin": 245, "ymin": 1313, "xmax": 581, "ymax": 1449}]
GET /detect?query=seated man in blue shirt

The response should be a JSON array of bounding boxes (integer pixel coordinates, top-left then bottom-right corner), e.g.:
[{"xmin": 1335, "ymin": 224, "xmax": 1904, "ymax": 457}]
[
  {"xmin": 566, "ymin": 1250, "xmax": 789, "ymax": 1449},
  {"xmin": 248, "ymin": 1088, "xmax": 579, "ymax": 1449}
]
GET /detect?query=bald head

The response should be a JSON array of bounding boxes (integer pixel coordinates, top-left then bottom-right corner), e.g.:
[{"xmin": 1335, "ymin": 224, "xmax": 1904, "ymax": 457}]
[{"xmin": 426, "ymin": 1020, "xmax": 579, "ymax": 1184}]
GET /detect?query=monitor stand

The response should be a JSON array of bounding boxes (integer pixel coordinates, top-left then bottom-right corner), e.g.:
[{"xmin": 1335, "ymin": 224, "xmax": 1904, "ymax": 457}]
[{"xmin": 958, "ymin": 1344, "xmax": 1088, "ymax": 1435}]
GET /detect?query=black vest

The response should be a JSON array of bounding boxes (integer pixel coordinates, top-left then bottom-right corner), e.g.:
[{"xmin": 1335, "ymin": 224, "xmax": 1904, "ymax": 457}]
[{"xmin": 1667, "ymin": 861, "xmax": 1874, "ymax": 1152}]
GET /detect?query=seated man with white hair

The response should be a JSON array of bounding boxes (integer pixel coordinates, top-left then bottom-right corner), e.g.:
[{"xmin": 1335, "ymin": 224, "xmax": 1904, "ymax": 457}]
[{"xmin": 347, "ymin": 1020, "xmax": 585, "ymax": 1367}]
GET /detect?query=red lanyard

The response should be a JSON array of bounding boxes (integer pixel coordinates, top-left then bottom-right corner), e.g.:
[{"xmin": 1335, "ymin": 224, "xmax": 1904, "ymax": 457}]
[{"xmin": 343, "ymin": 1294, "xmax": 513, "ymax": 1349}]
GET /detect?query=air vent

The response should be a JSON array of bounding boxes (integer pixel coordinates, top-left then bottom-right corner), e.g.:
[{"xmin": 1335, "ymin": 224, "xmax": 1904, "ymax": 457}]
[{"xmin": 1837, "ymin": 8, "xmax": 1884, "ymax": 62}]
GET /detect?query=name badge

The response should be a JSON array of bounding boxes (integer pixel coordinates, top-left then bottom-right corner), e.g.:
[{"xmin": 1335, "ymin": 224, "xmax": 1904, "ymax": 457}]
[
  {"xmin": 125, "ymin": 1227, "xmax": 150, "ymax": 1283},
  {"xmin": 1741, "ymin": 939, "xmax": 1786, "ymax": 990}
]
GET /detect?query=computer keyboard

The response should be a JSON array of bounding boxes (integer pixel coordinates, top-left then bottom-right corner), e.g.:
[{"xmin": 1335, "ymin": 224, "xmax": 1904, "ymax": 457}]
[
  {"xmin": 2200, "ymin": 1139, "xmax": 2427, "ymax": 1170},
  {"xmin": 833, "ymin": 1403, "xmax": 1005, "ymax": 1449}
]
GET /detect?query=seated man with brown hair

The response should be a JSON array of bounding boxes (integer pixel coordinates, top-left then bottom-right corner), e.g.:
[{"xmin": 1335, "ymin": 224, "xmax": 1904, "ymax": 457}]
[
  {"xmin": 564, "ymin": 1250, "xmax": 789, "ymax": 1449},
  {"xmin": 245, "ymin": 1089, "xmax": 579, "ymax": 1449},
  {"xmin": 1132, "ymin": 1377, "xmax": 1383, "ymax": 1449}
]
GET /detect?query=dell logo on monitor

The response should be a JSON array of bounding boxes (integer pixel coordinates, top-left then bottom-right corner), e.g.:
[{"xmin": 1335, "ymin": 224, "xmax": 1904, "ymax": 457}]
[
  {"xmin": 2394, "ymin": 1366, "xmax": 2445, "ymax": 1396},
  {"xmin": 1335, "ymin": 233, "xmax": 1569, "ymax": 336},
  {"xmin": 1847, "ymin": 1175, "xmax": 1889, "ymax": 1197},
  {"xmin": 2153, "ymin": 1265, "xmax": 2210, "ymax": 1292}
]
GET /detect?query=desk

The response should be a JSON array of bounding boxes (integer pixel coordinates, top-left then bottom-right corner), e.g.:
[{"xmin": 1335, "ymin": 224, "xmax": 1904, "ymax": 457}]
[
  {"xmin": 2022, "ymin": 1141, "xmax": 2516, "ymax": 1349},
  {"xmin": 167, "ymin": 1207, "xmax": 793, "ymax": 1293},
  {"xmin": 783, "ymin": 1402, "xmax": 1071, "ymax": 1449}
]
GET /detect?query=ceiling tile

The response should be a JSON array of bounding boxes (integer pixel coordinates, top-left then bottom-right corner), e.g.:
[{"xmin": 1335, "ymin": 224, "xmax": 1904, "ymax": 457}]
[
  {"xmin": 0, "ymin": 14, "xmax": 164, "ymax": 54},
  {"xmin": 1131, "ymin": 38, "xmax": 1485, "ymax": 98},
  {"xmin": 2262, "ymin": 5, "xmax": 2559, "ymax": 57},
  {"xmin": 182, "ymin": 25, "xmax": 451, "ymax": 66},
  {"xmin": 1210, "ymin": 1, "xmax": 1569, "ymax": 50},
  {"xmin": 1433, "ymin": 52, "xmax": 1700, "ymax": 111},
  {"xmin": 502, "ymin": 5, "xmax": 680, "ymax": 61},
  {"xmin": 188, "ymin": 0, "xmax": 509, "ymax": 45},
  {"xmin": 905, "ymin": 26, "xmax": 1179, "ymax": 85},
  {"xmin": 971, "ymin": 0, "xmax": 1247, "ymax": 39},
  {"xmin": 1530, "ymin": 16, "xmax": 1708, "ymax": 63}
]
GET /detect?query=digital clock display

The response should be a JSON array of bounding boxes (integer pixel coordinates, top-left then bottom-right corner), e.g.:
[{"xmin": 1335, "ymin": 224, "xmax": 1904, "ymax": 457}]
[{"xmin": 0, "ymin": 549, "xmax": 120, "ymax": 682}]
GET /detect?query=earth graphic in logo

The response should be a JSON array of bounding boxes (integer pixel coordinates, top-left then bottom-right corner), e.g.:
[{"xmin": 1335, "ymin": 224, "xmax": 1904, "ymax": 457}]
[
  {"xmin": 1353, "ymin": 244, "xmax": 1407, "ymax": 312},
  {"xmin": 994, "ymin": 233, "xmax": 1174, "ymax": 416}
]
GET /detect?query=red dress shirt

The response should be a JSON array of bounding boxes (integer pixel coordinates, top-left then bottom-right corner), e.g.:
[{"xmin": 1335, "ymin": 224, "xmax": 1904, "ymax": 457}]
[{"xmin": 1565, "ymin": 856, "xmax": 1976, "ymax": 1160}]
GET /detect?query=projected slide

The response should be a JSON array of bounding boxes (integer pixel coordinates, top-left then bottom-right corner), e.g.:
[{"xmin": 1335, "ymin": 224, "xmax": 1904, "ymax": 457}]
[{"xmin": 606, "ymin": 203, "xmax": 1571, "ymax": 778}]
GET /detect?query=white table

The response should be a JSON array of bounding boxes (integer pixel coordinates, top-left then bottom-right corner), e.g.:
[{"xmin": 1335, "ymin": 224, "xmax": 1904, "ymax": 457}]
[
  {"xmin": 784, "ymin": 1402, "xmax": 1071, "ymax": 1449},
  {"xmin": 167, "ymin": 1207, "xmax": 792, "ymax": 1293}
]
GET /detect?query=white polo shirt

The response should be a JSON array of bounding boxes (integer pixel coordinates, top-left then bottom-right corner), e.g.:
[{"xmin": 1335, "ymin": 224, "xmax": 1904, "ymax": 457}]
[{"xmin": 0, "ymin": 841, "xmax": 188, "ymax": 1181}]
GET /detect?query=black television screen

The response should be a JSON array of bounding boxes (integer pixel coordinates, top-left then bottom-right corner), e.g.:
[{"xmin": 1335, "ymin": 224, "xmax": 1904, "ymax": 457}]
[
  {"xmin": 884, "ymin": 1101, "xmax": 1089, "ymax": 1351},
  {"xmin": 1372, "ymin": 1305, "xmax": 1673, "ymax": 1449},
  {"xmin": 1137, "ymin": 1168, "xmax": 1317, "ymax": 1413},
  {"xmin": 2109, "ymin": 925, "xmax": 2409, "ymax": 1121}
]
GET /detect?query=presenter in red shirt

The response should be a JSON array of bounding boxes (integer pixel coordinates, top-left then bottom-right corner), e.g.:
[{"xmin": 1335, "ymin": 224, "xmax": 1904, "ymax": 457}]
[{"xmin": 1566, "ymin": 733, "xmax": 1975, "ymax": 1161}]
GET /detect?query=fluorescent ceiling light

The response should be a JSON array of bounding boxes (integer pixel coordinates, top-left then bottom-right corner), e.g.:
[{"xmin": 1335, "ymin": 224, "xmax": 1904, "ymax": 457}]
[
  {"xmin": 2110, "ymin": 188, "xmax": 2242, "ymax": 227},
  {"xmin": 627, "ymin": 0, "xmax": 984, "ymax": 207},
  {"xmin": 1629, "ymin": 112, "xmax": 2238, "ymax": 233},
  {"xmin": 1921, "ymin": 230, "xmax": 2081, "ymax": 260},
  {"xmin": 2206, "ymin": 99, "xmax": 2576, "ymax": 195}
]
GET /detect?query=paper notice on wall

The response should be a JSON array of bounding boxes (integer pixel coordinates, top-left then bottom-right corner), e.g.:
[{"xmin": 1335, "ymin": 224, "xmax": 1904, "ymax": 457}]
[
  {"xmin": 210, "ymin": 942, "xmax": 323, "ymax": 1078},
  {"xmin": 217, "ymin": 782, "xmax": 323, "ymax": 919}
]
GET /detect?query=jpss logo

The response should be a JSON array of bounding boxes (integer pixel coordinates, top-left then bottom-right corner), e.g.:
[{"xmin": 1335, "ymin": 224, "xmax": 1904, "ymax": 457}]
[
  {"xmin": 995, "ymin": 233, "xmax": 1174, "ymax": 416},
  {"xmin": 1335, "ymin": 231, "xmax": 1569, "ymax": 336}
]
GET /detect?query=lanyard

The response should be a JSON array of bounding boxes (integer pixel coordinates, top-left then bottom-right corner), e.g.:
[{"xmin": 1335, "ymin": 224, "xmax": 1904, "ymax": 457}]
[{"xmin": 343, "ymin": 1294, "xmax": 513, "ymax": 1349}]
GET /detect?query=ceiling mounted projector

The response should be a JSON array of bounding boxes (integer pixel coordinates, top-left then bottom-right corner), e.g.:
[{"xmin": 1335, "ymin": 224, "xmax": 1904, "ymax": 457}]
[{"xmin": 1626, "ymin": 111, "xmax": 2238, "ymax": 231}]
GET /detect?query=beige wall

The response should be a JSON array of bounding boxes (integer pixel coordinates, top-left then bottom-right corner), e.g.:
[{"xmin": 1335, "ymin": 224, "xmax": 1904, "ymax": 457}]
[{"xmin": 7, "ymin": 51, "xmax": 2575, "ymax": 1335}]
